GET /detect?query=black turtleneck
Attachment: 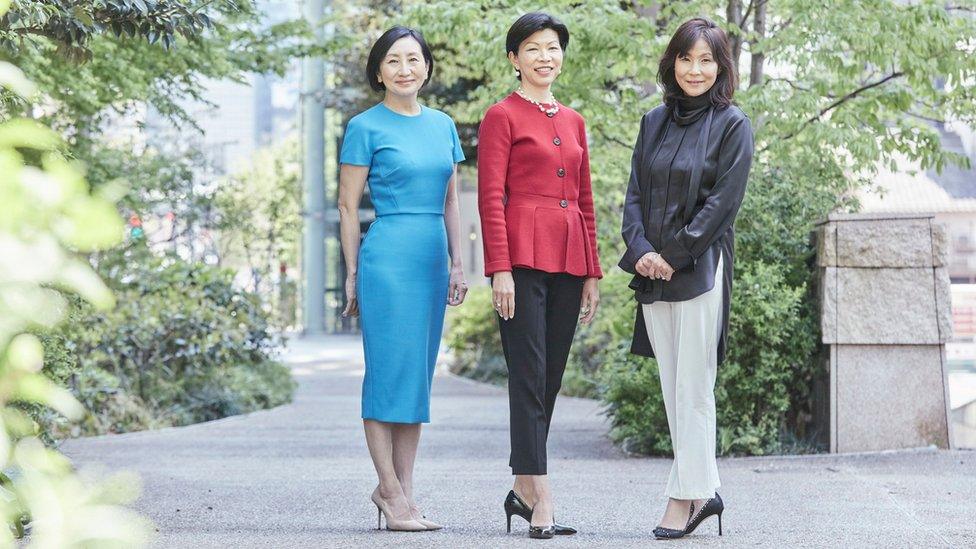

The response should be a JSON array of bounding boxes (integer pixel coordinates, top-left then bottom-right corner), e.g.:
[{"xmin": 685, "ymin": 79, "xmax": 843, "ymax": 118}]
[{"xmin": 672, "ymin": 92, "xmax": 712, "ymax": 125}]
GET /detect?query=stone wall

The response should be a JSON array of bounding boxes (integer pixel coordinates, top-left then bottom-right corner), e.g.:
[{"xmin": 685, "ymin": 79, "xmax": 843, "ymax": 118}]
[{"xmin": 817, "ymin": 213, "xmax": 954, "ymax": 452}]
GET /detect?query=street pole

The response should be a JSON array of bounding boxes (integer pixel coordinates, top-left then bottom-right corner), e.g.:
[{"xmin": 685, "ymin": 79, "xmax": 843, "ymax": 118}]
[{"xmin": 301, "ymin": 0, "xmax": 326, "ymax": 336}]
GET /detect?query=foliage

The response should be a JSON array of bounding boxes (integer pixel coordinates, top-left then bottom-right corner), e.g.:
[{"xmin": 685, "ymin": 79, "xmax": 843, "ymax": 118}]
[
  {"xmin": 36, "ymin": 248, "xmax": 296, "ymax": 437},
  {"xmin": 214, "ymin": 138, "xmax": 302, "ymax": 307},
  {"xmin": 0, "ymin": 17, "xmax": 150, "ymax": 543},
  {"xmin": 1, "ymin": 0, "xmax": 309, "ymax": 132},
  {"xmin": 428, "ymin": 0, "xmax": 976, "ymax": 454},
  {"xmin": 1, "ymin": 0, "xmax": 216, "ymax": 61},
  {"xmin": 448, "ymin": 269, "xmax": 811, "ymax": 455},
  {"xmin": 445, "ymin": 287, "xmax": 505, "ymax": 384}
]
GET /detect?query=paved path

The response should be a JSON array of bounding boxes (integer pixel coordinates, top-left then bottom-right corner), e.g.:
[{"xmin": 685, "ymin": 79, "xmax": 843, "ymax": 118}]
[{"xmin": 62, "ymin": 335, "xmax": 976, "ymax": 548}]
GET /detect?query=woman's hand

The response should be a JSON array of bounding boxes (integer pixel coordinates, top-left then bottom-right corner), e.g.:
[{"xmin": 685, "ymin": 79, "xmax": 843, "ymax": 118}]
[
  {"xmin": 492, "ymin": 271, "xmax": 515, "ymax": 320},
  {"xmin": 636, "ymin": 252, "xmax": 675, "ymax": 281},
  {"xmin": 341, "ymin": 273, "xmax": 359, "ymax": 317},
  {"xmin": 580, "ymin": 277, "xmax": 600, "ymax": 324},
  {"xmin": 448, "ymin": 265, "xmax": 468, "ymax": 306}
]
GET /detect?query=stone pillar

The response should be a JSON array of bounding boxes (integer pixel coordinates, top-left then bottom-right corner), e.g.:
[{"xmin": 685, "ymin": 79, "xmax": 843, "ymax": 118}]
[{"xmin": 817, "ymin": 213, "xmax": 954, "ymax": 452}]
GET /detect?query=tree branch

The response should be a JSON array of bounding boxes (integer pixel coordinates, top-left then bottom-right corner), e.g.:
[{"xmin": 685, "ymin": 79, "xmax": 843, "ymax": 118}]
[
  {"xmin": 816, "ymin": 72, "xmax": 904, "ymax": 119},
  {"xmin": 763, "ymin": 71, "xmax": 905, "ymax": 150},
  {"xmin": 740, "ymin": 0, "xmax": 755, "ymax": 27},
  {"xmin": 605, "ymin": 135, "xmax": 633, "ymax": 149},
  {"xmin": 906, "ymin": 111, "xmax": 946, "ymax": 125},
  {"xmin": 768, "ymin": 17, "xmax": 794, "ymax": 39},
  {"xmin": 767, "ymin": 76, "xmax": 813, "ymax": 93}
]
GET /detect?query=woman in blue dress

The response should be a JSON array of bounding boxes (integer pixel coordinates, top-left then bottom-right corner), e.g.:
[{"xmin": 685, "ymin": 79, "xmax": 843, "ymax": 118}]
[{"xmin": 337, "ymin": 26, "xmax": 467, "ymax": 532}]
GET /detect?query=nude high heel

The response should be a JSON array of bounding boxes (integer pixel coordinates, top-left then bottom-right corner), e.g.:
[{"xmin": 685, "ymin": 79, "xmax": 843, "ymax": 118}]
[
  {"xmin": 371, "ymin": 491, "xmax": 426, "ymax": 531},
  {"xmin": 410, "ymin": 505, "xmax": 444, "ymax": 531}
]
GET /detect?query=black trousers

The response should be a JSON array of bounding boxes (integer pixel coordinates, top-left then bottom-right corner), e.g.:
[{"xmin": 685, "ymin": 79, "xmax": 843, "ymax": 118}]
[{"xmin": 498, "ymin": 267, "xmax": 585, "ymax": 475}]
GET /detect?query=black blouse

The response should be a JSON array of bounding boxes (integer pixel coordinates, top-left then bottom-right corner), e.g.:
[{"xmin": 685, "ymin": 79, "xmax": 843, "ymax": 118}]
[{"xmin": 618, "ymin": 97, "xmax": 754, "ymax": 362}]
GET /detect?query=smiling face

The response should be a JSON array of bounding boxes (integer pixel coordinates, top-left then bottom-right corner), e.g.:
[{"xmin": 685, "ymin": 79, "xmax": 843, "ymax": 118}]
[
  {"xmin": 674, "ymin": 38, "xmax": 718, "ymax": 97},
  {"xmin": 509, "ymin": 28, "xmax": 563, "ymax": 89},
  {"xmin": 377, "ymin": 36, "xmax": 428, "ymax": 98}
]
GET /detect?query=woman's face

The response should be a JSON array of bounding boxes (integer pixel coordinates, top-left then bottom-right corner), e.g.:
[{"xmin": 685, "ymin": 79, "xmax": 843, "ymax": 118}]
[
  {"xmin": 509, "ymin": 28, "xmax": 563, "ymax": 89},
  {"xmin": 377, "ymin": 36, "xmax": 428, "ymax": 98},
  {"xmin": 674, "ymin": 38, "xmax": 718, "ymax": 97}
]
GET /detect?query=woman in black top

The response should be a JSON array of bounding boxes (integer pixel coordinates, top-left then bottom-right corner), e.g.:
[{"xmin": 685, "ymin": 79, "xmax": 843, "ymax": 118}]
[{"xmin": 618, "ymin": 17, "xmax": 753, "ymax": 540}]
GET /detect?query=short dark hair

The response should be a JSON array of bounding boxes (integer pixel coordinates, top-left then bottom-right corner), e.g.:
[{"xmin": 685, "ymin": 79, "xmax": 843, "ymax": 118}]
[
  {"xmin": 506, "ymin": 12, "xmax": 570, "ymax": 75},
  {"xmin": 365, "ymin": 26, "xmax": 434, "ymax": 93},
  {"xmin": 657, "ymin": 18, "xmax": 738, "ymax": 108}
]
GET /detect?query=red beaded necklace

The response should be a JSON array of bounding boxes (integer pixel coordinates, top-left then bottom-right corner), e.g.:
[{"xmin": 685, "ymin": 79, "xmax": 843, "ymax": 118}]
[{"xmin": 515, "ymin": 87, "xmax": 559, "ymax": 116}]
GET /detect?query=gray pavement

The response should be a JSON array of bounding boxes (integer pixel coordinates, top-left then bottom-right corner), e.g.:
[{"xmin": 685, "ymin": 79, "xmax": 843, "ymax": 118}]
[{"xmin": 62, "ymin": 335, "xmax": 976, "ymax": 548}]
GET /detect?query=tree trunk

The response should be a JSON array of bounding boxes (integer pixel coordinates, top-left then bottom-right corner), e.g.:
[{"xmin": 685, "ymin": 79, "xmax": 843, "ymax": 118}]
[
  {"xmin": 726, "ymin": 0, "xmax": 743, "ymax": 68},
  {"xmin": 636, "ymin": 1, "xmax": 662, "ymax": 97},
  {"xmin": 750, "ymin": 0, "xmax": 767, "ymax": 87}
]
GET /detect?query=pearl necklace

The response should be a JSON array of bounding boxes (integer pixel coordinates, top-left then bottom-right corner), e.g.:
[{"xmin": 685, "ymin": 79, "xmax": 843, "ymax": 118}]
[{"xmin": 516, "ymin": 87, "xmax": 559, "ymax": 116}]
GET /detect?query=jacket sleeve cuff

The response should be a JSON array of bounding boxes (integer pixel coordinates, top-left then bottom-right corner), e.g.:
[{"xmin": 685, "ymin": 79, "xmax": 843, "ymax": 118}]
[
  {"xmin": 484, "ymin": 260, "xmax": 513, "ymax": 276},
  {"xmin": 659, "ymin": 236, "xmax": 694, "ymax": 271},
  {"xmin": 618, "ymin": 240, "xmax": 655, "ymax": 274}
]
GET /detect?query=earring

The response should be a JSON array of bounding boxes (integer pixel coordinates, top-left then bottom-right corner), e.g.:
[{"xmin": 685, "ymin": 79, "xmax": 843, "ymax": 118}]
[{"xmin": 514, "ymin": 68, "xmax": 521, "ymax": 78}]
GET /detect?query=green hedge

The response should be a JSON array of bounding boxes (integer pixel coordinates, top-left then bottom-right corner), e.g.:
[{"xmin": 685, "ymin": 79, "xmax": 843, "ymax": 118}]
[
  {"xmin": 37, "ymin": 253, "xmax": 295, "ymax": 437},
  {"xmin": 445, "ymin": 262, "xmax": 817, "ymax": 456}
]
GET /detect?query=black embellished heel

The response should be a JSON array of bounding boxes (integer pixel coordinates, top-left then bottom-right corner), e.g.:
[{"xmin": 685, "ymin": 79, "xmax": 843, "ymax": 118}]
[
  {"xmin": 653, "ymin": 525, "xmax": 686, "ymax": 540},
  {"xmin": 503, "ymin": 490, "xmax": 577, "ymax": 537},
  {"xmin": 529, "ymin": 525, "xmax": 556, "ymax": 539},
  {"xmin": 684, "ymin": 493, "xmax": 724, "ymax": 536}
]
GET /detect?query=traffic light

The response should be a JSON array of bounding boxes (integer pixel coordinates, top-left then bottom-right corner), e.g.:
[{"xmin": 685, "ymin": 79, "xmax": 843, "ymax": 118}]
[{"xmin": 129, "ymin": 214, "xmax": 144, "ymax": 240}]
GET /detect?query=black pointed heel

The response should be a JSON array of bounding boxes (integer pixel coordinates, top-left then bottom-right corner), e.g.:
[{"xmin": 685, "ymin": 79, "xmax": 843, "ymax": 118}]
[
  {"xmin": 503, "ymin": 490, "xmax": 577, "ymax": 537},
  {"xmin": 529, "ymin": 525, "xmax": 555, "ymax": 539},
  {"xmin": 653, "ymin": 525, "xmax": 686, "ymax": 540},
  {"xmin": 684, "ymin": 493, "xmax": 724, "ymax": 536}
]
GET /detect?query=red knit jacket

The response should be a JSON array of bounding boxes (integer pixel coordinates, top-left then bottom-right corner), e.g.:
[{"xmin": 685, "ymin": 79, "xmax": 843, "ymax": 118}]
[{"xmin": 477, "ymin": 93, "xmax": 603, "ymax": 278}]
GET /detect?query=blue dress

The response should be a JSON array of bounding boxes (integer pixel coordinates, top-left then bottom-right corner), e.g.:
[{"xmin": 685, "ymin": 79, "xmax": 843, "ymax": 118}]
[{"xmin": 340, "ymin": 103, "xmax": 465, "ymax": 423}]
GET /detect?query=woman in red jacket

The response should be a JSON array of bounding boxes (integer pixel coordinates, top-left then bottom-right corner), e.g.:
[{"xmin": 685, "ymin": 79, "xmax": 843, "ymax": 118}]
[{"xmin": 477, "ymin": 12, "xmax": 602, "ymax": 540}]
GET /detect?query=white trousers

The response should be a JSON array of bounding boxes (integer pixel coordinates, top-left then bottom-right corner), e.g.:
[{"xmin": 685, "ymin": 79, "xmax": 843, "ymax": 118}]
[{"xmin": 641, "ymin": 253, "xmax": 723, "ymax": 500}]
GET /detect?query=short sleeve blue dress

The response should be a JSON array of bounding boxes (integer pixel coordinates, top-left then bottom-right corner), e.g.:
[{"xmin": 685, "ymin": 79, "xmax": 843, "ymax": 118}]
[{"xmin": 340, "ymin": 103, "xmax": 465, "ymax": 423}]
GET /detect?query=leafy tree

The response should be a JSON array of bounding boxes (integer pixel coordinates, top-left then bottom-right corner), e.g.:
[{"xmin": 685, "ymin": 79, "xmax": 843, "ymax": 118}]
[
  {"xmin": 415, "ymin": 0, "xmax": 976, "ymax": 452},
  {"xmin": 1, "ymin": 0, "xmax": 308, "ymax": 134},
  {"xmin": 214, "ymin": 138, "xmax": 302, "ymax": 302},
  {"xmin": 1, "ymin": 0, "xmax": 217, "ymax": 61},
  {"xmin": 0, "ymin": 0, "xmax": 151, "ymax": 537}
]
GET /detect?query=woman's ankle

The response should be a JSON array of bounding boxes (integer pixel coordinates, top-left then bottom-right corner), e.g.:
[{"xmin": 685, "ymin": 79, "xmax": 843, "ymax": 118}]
[
  {"xmin": 530, "ymin": 498, "xmax": 554, "ymax": 525},
  {"xmin": 513, "ymin": 481, "xmax": 535, "ymax": 503},
  {"xmin": 376, "ymin": 483, "xmax": 404, "ymax": 501}
]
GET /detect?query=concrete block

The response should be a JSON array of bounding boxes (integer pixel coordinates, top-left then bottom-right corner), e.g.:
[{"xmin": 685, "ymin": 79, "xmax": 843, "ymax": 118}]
[
  {"xmin": 936, "ymin": 266, "xmax": 953, "ymax": 343},
  {"xmin": 931, "ymin": 223, "xmax": 948, "ymax": 267},
  {"xmin": 817, "ymin": 225, "xmax": 836, "ymax": 267},
  {"xmin": 821, "ymin": 267, "xmax": 838, "ymax": 343},
  {"xmin": 822, "ymin": 267, "xmax": 940, "ymax": 344},
  {"xmin": 834, "ymin": 219, "xmax": 934, "ymax": 268},
  {"xmin": 831, "ymin": 345, "xmax": 950, "ymax": 452}
]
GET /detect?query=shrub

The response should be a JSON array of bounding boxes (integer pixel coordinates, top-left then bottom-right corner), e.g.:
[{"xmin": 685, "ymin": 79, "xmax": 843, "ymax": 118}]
[
  {"xmin": 0, "ymin": 48, "xmax": 151, "ymax": 541},
  {"xmin": 447, "ymin": 263, "xmax": 815, "ymax": 456},
  {"xmin": 38, "ymin": 252, "xmax": 296, "ymax": 437},
  {"xmin": 444, "ymin": 287, "xmax": 505, "ymax": 384},
  {"xmin": 600, "ymin": 260, "xmax": 813, "ymax": 455}
]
